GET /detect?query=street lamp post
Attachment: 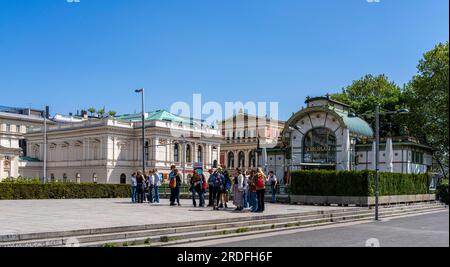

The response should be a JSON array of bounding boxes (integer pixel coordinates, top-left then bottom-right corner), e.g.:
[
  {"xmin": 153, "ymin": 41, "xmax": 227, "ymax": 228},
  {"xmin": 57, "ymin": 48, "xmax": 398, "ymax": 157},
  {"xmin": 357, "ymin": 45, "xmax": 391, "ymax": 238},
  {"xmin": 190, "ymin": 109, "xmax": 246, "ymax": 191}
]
[
  {"xmin": 368, "ymin": 105, "xmax": 409, "ymax": 221},
  {"xmin": 135, "ymin": 88, "xmax": 146, "ymax": 175},
  {"xmin": 375, "ymin": 105, "xmax": 380, "ymax": 221},
  {"xmin": 43, "ymin": 107, "xmax": 47, "ymax": 184},
  {"xmin": 181, "ymin": 135, "xmax": 187, "ymax": 184}
]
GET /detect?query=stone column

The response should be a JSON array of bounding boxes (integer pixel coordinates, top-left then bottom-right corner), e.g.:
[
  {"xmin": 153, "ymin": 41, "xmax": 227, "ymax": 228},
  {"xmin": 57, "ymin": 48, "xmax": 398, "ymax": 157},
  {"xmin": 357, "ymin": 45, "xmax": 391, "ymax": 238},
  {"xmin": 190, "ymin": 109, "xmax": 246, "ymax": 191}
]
[
  {"xmin": 10, "ymin": 156, "xmax": 19, "ymax": 178},
  {"xmin": 0, "ymin": 156, "xmax": 4, "ymax": 180}
]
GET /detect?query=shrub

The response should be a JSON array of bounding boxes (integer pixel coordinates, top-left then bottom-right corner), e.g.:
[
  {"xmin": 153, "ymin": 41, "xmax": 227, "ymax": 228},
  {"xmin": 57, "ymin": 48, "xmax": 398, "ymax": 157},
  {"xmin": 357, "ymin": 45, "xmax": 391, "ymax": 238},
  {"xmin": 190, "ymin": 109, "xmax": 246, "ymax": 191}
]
[
  {"xmin": 437, "ymin": 179, "xmax": 449, "ymax": 205},
  {"xmin": 291, "ymin": 170, "xmax": 430, "ymax": 197},
  {"xmin": 0, "ymin": 183, "xmax": 131, "ymax": 200}
]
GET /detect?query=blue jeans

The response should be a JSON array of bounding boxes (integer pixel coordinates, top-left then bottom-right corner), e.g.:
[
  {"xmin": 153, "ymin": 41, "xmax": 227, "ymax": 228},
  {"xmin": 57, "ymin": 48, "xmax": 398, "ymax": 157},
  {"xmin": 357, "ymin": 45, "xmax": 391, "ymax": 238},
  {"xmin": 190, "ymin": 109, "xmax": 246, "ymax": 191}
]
[
  {"xmin": 243, "ymin": 189, "xmax": 249, "ymax": 208},
  {"xmin": 271, "ymin": 185, "xmax": 277, "ymax": 203},
  {"xmin": 192, "ymin": 187, "xmax": 205, "ymax": 207},
  {"xmin": 153, "ymin": 185, "xmax": 160, "ymax": 203},
  {"xmin": 250, "ymin": 191, "xmax": 258, "ymax": 212},
  {"xmin": 148, "ymin": 185, "xmax": 154, "ymax": 203},
  {"xmin": 131, "ymin": 186, "xmax": 137, "ymax": 203}
]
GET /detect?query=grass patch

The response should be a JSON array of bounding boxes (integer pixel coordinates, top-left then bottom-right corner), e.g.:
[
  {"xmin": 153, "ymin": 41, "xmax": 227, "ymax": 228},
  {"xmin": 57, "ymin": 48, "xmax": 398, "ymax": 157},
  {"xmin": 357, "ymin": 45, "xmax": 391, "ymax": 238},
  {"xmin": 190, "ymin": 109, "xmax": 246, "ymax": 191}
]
[
  {"xmin": 236, "ymin": 228, "xmax": 249, "ymax": 233},
  {"xmin": 102, "ymin": 243, "xmax": 117, "ymax": 248}
]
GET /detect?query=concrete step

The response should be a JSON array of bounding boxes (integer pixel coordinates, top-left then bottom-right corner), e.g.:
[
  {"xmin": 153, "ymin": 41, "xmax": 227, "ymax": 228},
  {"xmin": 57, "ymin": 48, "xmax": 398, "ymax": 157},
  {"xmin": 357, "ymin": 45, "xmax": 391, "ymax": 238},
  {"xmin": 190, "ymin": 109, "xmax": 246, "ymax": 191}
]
[
  {"xmin": 83, "ymin": 206, "xmax": 448, "ymax": 247},
  {"xmin": 0, "ymin": 202, "xmax": 446, "ymax": 247}
]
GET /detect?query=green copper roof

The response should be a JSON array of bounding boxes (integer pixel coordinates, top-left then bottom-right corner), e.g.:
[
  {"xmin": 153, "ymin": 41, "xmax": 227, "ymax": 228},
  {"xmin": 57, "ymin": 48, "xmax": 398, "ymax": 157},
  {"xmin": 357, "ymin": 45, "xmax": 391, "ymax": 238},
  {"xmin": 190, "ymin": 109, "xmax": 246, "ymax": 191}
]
[
  {"xmin": 334, "ymin": 109, "xmax": 374, "ymax": 138},
  {"xmin": 116, "ymin": 110, "xmax": 191, "ymax": 124}
]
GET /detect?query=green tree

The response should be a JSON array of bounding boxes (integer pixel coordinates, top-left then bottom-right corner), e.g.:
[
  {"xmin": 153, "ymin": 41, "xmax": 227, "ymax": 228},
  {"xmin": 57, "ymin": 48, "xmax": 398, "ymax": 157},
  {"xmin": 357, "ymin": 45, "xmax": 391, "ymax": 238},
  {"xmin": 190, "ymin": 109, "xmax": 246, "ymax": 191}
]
[
  {"xmin": 403, "ymin": 42, "xmax": 449, "ymax": 177},
  {"xmin": 331, "ymin": 74, "xmax": 406, "ymax": 137},
  {"xmin": 108, "ymin": 110, "xmax": 117, "ymax": 117},
  {"xmin": 97, "ymin": 108, "xmax": 106, "ymax": 118},
  {"xmin": 88, "ymin": 107, "xmax": 96, "ymax": 117}
]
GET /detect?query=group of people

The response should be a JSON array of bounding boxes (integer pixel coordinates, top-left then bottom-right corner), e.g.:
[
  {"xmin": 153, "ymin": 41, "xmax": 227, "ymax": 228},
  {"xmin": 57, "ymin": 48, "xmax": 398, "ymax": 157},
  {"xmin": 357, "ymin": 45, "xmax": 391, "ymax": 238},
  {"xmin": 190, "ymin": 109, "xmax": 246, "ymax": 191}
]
[
  {"xmin": 130, "ymin": 165, "xmax": 279, "ymax": 214},
  {"xmin": 130, "ymin": 169, "xmax": 162, "ymax": 204},
  {"xmin": 208, "ymin": 167, "xmax": 278, "ymax": 213}
]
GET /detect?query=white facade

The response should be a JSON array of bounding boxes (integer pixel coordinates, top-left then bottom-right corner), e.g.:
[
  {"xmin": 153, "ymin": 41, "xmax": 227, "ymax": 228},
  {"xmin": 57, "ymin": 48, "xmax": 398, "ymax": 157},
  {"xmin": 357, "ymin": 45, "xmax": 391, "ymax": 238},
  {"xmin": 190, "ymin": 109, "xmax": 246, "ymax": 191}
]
[
  {"xmin": 21, "ymin": 111, "xmax": 223, "ymax": 184},
  {"xmin": 0, "ymin": 107, "xmax": 49, "ymax": 180}
]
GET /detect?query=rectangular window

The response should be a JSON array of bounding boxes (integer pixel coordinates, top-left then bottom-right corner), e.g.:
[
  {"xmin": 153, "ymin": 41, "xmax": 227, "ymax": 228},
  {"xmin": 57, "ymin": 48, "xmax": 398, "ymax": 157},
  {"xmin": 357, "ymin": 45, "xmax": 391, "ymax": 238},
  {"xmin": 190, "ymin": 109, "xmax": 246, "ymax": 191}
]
[
  {"xmin": 16, "ymin": 125, "xmax": 21, "ymax": 133},
  {"xmin": 6, "ymin": 124, "xmax": 10, "ymax": 132}
]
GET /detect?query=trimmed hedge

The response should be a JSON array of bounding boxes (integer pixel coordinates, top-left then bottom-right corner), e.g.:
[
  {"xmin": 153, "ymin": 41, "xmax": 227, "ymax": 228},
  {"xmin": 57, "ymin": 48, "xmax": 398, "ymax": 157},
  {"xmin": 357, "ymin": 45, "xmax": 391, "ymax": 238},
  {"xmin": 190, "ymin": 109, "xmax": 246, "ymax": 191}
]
[
  {"xmin": 291, "ymin": 170, "xmax": 430, "ymax": 197},
  {"xmin": 0, "ymin": 183, "xmax": 131, "ymax": 200}
]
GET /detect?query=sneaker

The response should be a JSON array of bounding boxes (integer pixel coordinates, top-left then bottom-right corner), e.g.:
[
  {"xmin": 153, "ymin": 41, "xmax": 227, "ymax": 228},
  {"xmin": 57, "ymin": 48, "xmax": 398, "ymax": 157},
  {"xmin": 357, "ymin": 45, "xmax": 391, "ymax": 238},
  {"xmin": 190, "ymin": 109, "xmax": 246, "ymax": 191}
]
[{"xmin": 219, "ymin": 204, "xmax": 224, "ymax": 209}]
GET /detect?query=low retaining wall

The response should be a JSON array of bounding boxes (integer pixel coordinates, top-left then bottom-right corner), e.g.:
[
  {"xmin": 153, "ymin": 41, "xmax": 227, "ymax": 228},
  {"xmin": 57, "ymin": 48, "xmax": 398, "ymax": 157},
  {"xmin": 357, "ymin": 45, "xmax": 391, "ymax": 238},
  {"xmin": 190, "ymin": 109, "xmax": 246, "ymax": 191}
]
[{"xmin": 291, "ymin": 194, "xmax": 436, "ymax": 206}]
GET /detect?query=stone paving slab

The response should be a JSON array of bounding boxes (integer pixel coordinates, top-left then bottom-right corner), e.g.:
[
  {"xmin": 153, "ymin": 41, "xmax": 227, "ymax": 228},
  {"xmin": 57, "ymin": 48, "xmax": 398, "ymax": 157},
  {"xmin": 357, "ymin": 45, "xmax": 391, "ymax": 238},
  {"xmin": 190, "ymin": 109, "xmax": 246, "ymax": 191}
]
[{"xmin": 0, "ymin": 198, "xmax": 356, "ymax": 236}]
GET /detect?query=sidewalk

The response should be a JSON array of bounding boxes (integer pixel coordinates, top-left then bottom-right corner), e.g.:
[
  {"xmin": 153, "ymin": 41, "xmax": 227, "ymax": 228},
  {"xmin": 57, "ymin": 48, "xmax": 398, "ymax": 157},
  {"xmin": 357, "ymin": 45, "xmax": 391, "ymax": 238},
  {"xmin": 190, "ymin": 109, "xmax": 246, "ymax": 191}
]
[{"xmin": 0, "ymin": 198, "xmax": 353, "ymax": 236}]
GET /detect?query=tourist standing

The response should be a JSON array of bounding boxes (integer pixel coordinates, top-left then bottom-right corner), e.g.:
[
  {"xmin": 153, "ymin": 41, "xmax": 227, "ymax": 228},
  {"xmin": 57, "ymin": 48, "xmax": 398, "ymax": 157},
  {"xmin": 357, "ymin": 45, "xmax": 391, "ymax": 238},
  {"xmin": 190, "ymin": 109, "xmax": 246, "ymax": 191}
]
[
  {"xmin": 232, "ymin": 168, "xmax": 244, "ymax": 211},
  {"xmin": 268, "ymin": 171, "xmax": 278, "ymax": 204},
  {"xmin": 130, "ymin": 172, "xmax": 137, "ymax": 203},
  {"xmin": 220, "ymin": 170, "xmax": 232, "ymax": 209},
  {"xmin": 170, "ymin": 168, "xmax": 182, "ymax": 206},
  {"xmin": 169, "ymin": 165, "xmax": 176, "ymax": 206},
  {"xmin": 243, "ymin": 170, "xmax": 250, "ymax": 209},
  {"xmin": 207, "ymin": 169, "xmax": 215, "ymax": 207},
  {"xmin": 255, "ymin": 168, "xmax": 267, "ymax": 212},
  {"xmin": 191, "ymin": 170, "xmax": 205, "ymax": 207},
  {"xmin": 212, "ymin": 168, "xmax": 224, "ymax": 210},
  {"xmin": 136, "ymin": 171, "xmax": 145, "ymax": 203},
  {"xmin": 153, "ymin": 169, "xmax": 161, "ymax": 204},
  {"xmin": 147, "ymin": 170, "xmax": 155, "ymax": 203},
  {"xmin": 250, "ymin": 169, "xmax": 258, "ymax": 212}
]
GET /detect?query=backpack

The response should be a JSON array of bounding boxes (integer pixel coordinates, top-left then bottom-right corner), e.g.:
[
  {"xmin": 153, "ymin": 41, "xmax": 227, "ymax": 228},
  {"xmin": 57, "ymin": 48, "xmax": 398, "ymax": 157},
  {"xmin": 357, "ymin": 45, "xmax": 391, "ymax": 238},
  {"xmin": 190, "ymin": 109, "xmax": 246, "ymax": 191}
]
[
  {"xmin": 256, "ymin": 174, "xmax": 265, "ymax": 189},
  {"xmin": 169, "ymin": 177, "xmax": 177, "ymax": 189}
]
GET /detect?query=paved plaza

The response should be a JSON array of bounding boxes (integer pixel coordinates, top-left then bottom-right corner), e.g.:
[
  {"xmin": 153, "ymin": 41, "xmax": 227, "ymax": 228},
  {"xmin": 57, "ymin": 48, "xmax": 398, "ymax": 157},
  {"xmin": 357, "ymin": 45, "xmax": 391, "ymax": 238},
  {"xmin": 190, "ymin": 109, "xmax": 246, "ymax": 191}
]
[{"xmin": 0, "ymin": 199, "xmax": 355, "ymax": 236}]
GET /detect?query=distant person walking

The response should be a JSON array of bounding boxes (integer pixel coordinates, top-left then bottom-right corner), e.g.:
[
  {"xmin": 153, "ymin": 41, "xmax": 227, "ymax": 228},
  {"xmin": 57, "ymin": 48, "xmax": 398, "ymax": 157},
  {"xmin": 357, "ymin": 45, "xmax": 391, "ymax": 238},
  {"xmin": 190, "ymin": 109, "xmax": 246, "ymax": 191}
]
[
  {"xmin": 136, "ymin": 171, "xmax": 145, "ymax": 203},
  {"xmin": 130, "ymin": 172, "xmax": 137, "ymax": 203},
  {"xmin": 268, "ymin": 171, "xmax": 278, "ymax": 204}
]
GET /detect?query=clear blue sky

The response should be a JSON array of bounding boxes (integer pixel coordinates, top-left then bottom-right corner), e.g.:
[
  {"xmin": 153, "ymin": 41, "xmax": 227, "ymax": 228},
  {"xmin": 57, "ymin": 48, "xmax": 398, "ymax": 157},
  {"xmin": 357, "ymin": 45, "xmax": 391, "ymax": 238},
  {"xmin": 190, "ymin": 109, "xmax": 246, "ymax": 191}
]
[{"xmin": 0, "ymin": 0, "xmax": 448, "ymax": 120}]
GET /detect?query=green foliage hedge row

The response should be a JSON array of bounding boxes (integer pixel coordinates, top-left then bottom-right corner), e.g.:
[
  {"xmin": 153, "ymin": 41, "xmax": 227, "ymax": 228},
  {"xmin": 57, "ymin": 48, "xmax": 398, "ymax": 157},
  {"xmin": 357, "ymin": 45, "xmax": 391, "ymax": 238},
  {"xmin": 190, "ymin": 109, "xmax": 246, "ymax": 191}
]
[
  {"xmin": 437, "ymin": 179, "xmax": 449, "ymax": 205},
  {"xmin": 291, "ymin": 170, "xmax": 430, "ymax": 197},
  {"xmin": 0, "ymin": 183, "xmax": 131, "ymax": 200}
]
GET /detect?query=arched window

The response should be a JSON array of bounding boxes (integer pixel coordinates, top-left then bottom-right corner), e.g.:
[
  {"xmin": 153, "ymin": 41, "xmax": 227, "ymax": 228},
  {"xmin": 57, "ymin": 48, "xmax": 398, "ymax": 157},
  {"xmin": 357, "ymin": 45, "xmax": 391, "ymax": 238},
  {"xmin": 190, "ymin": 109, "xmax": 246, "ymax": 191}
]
[
  {"xmin": 303, "ymin": 127, "xmax": 337, "ymax": 164},
  {"xmin": 63, "ymin": 173, "xmax": 68, "ymax": 183},
  {"xmin": 50, "ymin": 173, "xmax": 55, "ymax": 183},
  {"xmin": 120, "ymin": 174, "xmax": 126, "ymax": 184},
  {"xmin": 92, "ymin": 173, "xmax": 98, "ymax": 184},
  {"xmin": 227, "ymin": 152, "xmax": 235, "ymax": 168},
  {"xmin": 76, "ymin": 173, "xmax": 81, "ymax": 184},
  {"xmin": 238, "ymin": 151, "xmax": 245, "ymax": 168},
  {"xmin": 249, "ymin": 151, "xmax": 256, "ymax": 168},
  {"xmin": 197, "ymin": 146, "xmax": 203, "ymax": 163},
  {"xmin": 174, "ymin": 143, "xmax": 180, "ymax": 163},
  {"xmin": 186, "ymin": 144, "xmax": 191, "ymax": 163}
]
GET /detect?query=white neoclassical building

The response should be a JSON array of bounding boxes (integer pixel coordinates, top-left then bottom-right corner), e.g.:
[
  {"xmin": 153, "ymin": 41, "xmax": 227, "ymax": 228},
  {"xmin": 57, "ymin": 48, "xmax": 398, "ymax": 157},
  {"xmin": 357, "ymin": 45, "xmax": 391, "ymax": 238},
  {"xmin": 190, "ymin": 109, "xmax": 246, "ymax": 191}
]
[
  {"xmin": 0, "ymin": 106, "xmax": 52, "ymax": 180},
  {"xmin": 21, "ymin": 110, "xmax": 223, "ymax": 184},
  {"xmin": 282, "ymin": 96, "xmax": 433, "ymax": 174}
]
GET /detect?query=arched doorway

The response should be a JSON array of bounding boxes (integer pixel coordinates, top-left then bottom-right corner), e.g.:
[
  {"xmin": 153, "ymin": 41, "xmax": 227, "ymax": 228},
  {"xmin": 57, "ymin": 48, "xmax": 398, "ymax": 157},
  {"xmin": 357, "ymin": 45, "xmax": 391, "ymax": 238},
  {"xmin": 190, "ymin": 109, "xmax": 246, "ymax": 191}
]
[
  {"xmin": 238, "ymin": 151, "xmax": 245, "ymax": 168},
  {"xmin": 249, "ymin": 151, "xmax": 256, "ymax": 168},
  {"xmin": 302, "ymin": 127, "xmax": 337, "ymax": 166},
  {"xmin": 227, "ymin": 152, "xmax": 235, "ymax": 168}
]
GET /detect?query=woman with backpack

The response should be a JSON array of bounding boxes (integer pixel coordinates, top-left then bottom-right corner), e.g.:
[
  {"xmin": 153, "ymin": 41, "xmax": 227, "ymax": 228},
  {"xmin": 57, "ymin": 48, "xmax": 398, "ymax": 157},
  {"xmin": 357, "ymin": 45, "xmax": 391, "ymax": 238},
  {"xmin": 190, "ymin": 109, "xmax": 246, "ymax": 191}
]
[
  {"xmin": 169, "ymin": 166, "xmax": 181, "ymax": 206},
  {"xmin": 255, "ymin": 168, "xmax": 267, "ymax": 213}
]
